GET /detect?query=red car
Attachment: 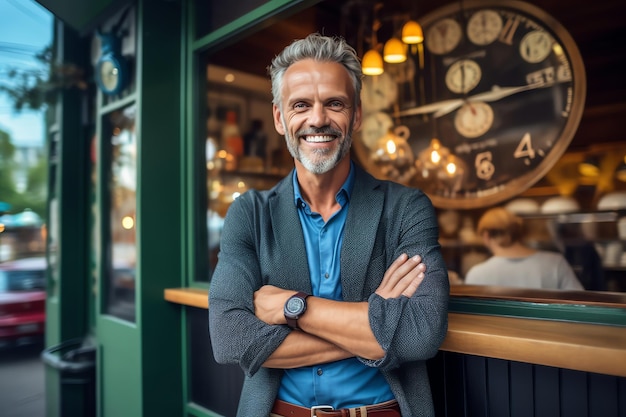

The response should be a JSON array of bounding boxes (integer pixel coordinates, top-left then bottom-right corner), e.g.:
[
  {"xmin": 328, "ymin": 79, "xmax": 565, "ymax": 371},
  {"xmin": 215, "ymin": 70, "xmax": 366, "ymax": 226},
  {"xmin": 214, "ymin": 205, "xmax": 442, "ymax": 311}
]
[{"xmin": 0, "ymin": 257, "xmax": 46, "ymax": 349}]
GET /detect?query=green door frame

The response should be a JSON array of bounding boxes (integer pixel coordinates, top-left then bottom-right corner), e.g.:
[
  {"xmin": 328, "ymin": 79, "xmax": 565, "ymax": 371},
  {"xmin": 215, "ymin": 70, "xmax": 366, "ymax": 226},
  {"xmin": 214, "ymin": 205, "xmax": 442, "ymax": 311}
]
[{"xmin": 94, "ymin": 1, "xmax": 184, "ymax": 416}]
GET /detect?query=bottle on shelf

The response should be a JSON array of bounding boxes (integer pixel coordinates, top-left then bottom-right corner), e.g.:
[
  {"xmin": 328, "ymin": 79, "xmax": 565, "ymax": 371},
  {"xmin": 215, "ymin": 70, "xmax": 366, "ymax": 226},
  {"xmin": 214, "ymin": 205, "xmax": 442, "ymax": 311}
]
[{"xmin": 221, "ymin": 111, "xmax": 244, "ymax": 169}]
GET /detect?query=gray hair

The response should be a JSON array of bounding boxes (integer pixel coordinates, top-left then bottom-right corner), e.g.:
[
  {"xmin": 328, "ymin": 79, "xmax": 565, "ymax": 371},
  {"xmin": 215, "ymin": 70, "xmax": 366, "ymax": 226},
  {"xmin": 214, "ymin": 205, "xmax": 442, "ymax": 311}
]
[{"xmin": 267, "ymin": 33, "xmax": 362, "ymax": 110}]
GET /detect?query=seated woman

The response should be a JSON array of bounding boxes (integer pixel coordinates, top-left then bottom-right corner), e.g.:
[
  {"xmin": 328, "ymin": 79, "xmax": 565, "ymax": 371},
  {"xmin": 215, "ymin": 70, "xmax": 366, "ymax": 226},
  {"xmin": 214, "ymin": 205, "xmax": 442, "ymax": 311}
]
[{"xmin": 465, "ymin": 207, "xmax": 584, "ymax": 290}]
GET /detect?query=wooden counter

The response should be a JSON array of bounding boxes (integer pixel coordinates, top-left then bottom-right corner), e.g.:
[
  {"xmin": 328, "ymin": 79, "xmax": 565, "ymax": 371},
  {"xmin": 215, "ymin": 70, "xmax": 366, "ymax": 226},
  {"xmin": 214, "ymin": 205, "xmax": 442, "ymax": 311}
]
[{"xmin": 164, "ymin": 287, "xmax": 626, "ymax": 377}]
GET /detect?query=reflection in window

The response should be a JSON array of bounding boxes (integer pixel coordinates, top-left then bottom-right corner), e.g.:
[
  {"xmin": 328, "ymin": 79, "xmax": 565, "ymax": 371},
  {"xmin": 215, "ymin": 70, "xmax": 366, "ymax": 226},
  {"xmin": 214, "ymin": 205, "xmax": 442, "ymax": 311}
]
[
  {"xmin": 202, "ymin": 62, "xmax": 293, "ymax": 282},
  {"xmin": 106, "ymin": 105, "xmax": 137, "ymax": 321}
]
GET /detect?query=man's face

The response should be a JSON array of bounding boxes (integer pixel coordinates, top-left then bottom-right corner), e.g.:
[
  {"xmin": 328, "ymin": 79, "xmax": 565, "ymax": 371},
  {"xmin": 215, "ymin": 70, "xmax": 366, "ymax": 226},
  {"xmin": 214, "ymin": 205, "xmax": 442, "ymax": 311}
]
[{"xmin": 273, "ymin": 59, "xmax": 362, "ymax": 175}]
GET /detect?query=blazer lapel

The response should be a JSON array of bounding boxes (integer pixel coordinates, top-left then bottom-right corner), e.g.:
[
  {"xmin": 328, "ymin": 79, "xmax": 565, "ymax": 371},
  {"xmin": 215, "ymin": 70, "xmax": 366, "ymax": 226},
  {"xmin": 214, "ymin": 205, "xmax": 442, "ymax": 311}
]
[
  {"xmin": 269, "ymin": 175, "xmax": 312, "ymax": 293},
  {"xmin": 341, "ymin": 167, "xmax": 384, "ymax": 301}
]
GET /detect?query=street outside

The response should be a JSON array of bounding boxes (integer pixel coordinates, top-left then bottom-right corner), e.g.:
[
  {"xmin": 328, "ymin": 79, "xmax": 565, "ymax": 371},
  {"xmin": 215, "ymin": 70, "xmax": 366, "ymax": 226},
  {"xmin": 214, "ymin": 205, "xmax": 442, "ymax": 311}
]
[{"xmin": 0, "ymin": 343, "xmax": 46, "ymax": 417}]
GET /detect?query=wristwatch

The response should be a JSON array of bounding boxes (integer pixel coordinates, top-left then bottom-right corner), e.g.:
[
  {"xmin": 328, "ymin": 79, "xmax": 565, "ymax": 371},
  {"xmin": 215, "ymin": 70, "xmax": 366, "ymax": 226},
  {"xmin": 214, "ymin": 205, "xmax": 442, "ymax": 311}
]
[{"xmin": 284, "ymin": 291, "xmax": 309, "ymax": 329}]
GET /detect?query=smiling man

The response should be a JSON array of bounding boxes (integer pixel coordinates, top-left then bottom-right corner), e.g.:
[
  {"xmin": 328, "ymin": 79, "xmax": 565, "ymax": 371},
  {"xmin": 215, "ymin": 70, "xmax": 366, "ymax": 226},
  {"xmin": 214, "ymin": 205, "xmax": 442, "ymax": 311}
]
[{"xmin": 208, "ymin": 33, "xmax": 449, "ymax": 417}]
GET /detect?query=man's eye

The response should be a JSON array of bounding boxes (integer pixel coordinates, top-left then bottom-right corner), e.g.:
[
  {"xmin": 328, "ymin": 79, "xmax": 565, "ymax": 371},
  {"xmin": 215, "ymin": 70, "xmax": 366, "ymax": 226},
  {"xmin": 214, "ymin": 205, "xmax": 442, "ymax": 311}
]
[
  {"xmin": 328, "ymin": 101, "xmax": 346, "ymax": 110},
  {"xmin": 293, "ymin": 102, "xmax": 308, "ymax": 110}
]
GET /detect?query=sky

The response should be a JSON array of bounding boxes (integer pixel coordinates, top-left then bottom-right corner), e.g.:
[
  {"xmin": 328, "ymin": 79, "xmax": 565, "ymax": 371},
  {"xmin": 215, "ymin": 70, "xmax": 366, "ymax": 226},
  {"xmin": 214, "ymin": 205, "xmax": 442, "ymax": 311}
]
[{"xmin": 0, "ymin": 0, "xmax": 53, "ymax": 147}]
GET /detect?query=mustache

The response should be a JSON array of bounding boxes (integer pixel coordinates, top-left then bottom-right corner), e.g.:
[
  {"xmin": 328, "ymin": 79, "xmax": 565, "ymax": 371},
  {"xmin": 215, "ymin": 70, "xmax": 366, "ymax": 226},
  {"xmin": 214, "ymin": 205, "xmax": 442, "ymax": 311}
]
[{"xmin": 296, "ymin": 126, "xmax": 343, "ymax": 137}]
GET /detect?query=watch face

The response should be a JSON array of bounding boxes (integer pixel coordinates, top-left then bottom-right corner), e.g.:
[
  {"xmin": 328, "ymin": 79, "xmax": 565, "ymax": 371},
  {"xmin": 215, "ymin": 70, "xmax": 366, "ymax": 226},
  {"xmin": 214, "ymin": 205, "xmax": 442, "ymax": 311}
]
[
  {"xmin": 285, "ymin": 297, "xmax": 305, "ymax": 315},
  {"xmin": 355, "ymin": 0, "xmax": 586, "ymax": 209}
]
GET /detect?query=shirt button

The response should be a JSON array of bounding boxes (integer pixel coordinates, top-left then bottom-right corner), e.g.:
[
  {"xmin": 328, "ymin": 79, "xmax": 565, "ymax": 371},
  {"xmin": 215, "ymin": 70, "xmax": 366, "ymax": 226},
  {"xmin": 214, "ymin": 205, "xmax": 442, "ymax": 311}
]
[
  {"xmin": 324, "ymin": 273, "xmax": 329, "ymax": 279},
  {"xmin": 317, "ymin": 368, "xmax": 323, "ymax": 376}
]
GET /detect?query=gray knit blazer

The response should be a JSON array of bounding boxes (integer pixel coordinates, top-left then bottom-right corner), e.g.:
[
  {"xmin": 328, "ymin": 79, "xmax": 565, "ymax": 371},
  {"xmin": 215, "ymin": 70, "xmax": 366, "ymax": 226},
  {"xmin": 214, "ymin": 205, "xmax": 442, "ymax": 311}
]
[{"xmin": 209, "ymin": 164, "xmax": 449, "ymax": 417}]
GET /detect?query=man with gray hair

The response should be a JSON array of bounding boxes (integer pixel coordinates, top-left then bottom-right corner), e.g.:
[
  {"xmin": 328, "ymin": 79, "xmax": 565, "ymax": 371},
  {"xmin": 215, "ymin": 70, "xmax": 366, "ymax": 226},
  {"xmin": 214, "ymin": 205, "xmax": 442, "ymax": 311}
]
[{"xmin": 209, "ymin": 33, "xmax": 449, "ymax": 417}]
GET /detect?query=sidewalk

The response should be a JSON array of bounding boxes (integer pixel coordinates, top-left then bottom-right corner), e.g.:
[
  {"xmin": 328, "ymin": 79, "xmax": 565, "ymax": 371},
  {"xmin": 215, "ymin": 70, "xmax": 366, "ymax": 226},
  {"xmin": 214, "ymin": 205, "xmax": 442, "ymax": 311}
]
[{"xmin": 0, "ymin": 343, "xmax": 46, "ymax": 417}]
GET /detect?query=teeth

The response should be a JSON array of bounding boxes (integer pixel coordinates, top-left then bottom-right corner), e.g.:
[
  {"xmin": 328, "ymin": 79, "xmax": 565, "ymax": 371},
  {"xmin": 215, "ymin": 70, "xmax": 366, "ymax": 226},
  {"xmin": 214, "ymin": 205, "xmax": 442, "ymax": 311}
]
[{"xmin": 304, "ymin": 135, "xmax": 334, "ymax": 143}]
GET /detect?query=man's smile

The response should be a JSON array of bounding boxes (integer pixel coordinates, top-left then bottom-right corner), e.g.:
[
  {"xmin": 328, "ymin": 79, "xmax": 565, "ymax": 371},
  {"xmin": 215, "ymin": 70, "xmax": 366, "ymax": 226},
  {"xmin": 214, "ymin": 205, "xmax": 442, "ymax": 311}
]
[{"xmin": 302, "ymin": 134, "xmax": 336, "ymax": 143}]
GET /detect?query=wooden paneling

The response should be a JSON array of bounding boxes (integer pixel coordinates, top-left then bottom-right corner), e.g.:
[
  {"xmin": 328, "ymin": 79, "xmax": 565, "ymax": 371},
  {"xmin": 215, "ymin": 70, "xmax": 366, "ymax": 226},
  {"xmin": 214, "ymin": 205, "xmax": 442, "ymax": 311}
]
[{"xmin": 428, "ymin": 351, "xmax": 626, "ymax": 417}]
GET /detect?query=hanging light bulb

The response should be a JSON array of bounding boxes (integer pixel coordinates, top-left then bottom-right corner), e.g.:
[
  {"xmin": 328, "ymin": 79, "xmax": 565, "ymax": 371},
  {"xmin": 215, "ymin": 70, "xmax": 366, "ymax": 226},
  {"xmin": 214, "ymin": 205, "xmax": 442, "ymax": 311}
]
[
  {"xmin": 429, "ymin": 138, "xmax": 442, "ymax": 164},
  {"xmin": 362, "ymin": 49, "xmax": 384, "ymax": 75},
  {"xmin": 383, "ymin": 37, "xmax": 407, "ymax": 63},
  {"xmin": 401, "ymin": 20, "xmax": 424, "ymax": 44}
]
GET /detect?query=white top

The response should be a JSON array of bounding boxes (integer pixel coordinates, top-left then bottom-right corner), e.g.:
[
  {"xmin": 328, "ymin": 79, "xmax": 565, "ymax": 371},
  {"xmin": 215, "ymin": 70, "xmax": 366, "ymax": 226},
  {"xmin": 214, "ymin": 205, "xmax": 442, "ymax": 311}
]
[{"xmin": 464, "ymin": 251, "xmax": 584, "ymax": 290}]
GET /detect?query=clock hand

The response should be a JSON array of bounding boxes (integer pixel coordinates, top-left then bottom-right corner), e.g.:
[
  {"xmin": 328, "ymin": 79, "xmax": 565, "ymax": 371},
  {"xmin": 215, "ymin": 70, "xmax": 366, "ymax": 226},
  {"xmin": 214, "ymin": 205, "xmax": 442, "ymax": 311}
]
[
  {"xmin": 395, "ymin": 81, "xmax": 559, "ymax": 119},
  {"xmin": 433, "ymin": 81, "xmax": 558, "ymax": 118},
  {"xmin": 394, "ymin": 98, "xmax": 465, "ymax": 118}
]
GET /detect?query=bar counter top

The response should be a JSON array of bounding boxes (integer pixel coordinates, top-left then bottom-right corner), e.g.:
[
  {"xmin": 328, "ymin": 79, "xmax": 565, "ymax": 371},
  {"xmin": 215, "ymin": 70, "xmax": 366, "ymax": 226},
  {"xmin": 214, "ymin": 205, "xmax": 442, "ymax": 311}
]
[{"xmin": 164, "ymin": 287, "xmax": 626, "ymax": 377}]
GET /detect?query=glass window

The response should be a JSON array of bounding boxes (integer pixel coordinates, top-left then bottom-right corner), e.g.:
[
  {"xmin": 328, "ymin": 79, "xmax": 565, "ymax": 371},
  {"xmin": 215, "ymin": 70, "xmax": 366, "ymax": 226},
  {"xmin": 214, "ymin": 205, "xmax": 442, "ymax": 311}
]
[
  {"xmin": 105, "ymin": 105, "xmax": 137, "ymax": 321},
  {"xmin": 191, "ymin": 0, "xmax": 626, "ymax": 321},
  {"xmin": 195, "ymin": 4, "xmax": 342, "ymax": 282}
]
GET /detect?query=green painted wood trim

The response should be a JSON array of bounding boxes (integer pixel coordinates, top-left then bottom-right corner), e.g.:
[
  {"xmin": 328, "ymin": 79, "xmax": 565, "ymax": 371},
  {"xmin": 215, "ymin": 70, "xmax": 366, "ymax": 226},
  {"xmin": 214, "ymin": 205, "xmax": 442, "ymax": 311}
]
[
  {"xmin": 192, "ymin": 0, "xmax": 316, "ymax": 52},
  {"xmin": 449, "ymin": 297, "xmax": 626, "ymax": 326},
  {"xmin": 135, "ymin": 1, "xmax": 185, "ymax": 416}
]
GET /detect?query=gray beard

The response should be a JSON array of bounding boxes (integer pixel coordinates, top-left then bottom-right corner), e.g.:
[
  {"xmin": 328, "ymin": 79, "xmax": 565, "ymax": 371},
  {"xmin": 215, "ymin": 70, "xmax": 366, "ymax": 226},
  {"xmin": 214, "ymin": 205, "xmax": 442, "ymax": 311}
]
[{"xmin": 282, "ymin": 118, "xmax": 354, "ymax": 175}]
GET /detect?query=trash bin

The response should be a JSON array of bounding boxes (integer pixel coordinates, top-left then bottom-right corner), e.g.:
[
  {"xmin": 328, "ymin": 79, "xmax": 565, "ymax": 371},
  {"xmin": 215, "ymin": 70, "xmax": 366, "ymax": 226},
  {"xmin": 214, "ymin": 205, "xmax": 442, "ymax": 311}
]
[{"xmin": 42, "ymin": 338, "xmax": 96, "ymax": 417}]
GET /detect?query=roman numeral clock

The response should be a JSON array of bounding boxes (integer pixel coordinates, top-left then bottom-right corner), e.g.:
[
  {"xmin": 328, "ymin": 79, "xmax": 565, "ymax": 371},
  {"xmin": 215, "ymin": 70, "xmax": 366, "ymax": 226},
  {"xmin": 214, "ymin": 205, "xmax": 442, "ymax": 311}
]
[{"xmin": 357, "ymin": 0, "xmax": 586, "ymax": 209}]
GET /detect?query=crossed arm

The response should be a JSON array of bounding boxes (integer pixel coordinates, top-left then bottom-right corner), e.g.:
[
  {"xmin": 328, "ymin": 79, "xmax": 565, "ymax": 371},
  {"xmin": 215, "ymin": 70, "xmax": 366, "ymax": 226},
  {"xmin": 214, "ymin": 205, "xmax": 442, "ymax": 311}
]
[{"xmin": 253, "ymin": 253, "xmax": 426, "ymax": 368}]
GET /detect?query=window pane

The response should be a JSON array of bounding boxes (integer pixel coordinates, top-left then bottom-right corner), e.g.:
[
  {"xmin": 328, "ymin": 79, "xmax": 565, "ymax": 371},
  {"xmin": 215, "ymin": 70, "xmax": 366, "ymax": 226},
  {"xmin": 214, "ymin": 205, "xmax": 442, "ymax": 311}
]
[{"xmin": 106, "ymin": 105, "xmax": 137, "ymax": 321}]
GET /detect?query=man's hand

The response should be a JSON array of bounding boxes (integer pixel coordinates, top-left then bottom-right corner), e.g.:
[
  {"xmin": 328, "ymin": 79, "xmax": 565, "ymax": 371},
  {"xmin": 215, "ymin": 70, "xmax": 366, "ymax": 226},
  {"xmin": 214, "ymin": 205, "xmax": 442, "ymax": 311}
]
[
  {"xmin": 254, "ymin": 285, "xmax": 292, "ymax": 325},
  {"xmin": 375, "ymin": 253, "xmax": 426, "ymax": 299}
]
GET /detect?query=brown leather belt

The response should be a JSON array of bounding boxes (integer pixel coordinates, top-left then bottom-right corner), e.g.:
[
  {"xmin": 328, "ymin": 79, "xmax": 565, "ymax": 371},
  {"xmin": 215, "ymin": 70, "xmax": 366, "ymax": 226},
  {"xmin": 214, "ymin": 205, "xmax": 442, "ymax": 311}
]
[{"xmin": 271, "ymin": 399, "xmax": 401, "ymax": 417}]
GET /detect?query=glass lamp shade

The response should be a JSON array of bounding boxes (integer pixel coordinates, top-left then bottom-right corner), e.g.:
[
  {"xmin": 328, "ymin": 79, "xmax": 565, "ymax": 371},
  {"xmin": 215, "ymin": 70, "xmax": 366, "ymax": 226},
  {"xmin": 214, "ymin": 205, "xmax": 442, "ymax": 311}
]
[
  {"xmin": 372, "ymin": 131, "xmax": 414, "ymax": 164},
  {"xmin": 362, "ymin": 49, "xmax": 384, "ymax": 75},
  {"xmin": 578, "ymin": 157, "xmax": 600, "ymax": 177},
  {"xmin": 401, "ymin": 20, "xmax": 424, "ymax": 44},
  {"xmin": 383, "ymin": 37, "xmax": 407, "ymax": 63}
]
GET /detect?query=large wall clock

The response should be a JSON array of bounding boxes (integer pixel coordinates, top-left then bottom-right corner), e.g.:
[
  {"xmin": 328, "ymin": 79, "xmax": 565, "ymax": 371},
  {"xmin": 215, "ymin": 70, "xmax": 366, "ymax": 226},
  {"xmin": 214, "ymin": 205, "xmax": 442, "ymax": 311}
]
[{"xmin": 355, "ymin": 0, "xmax": 586, "ymax": 209}]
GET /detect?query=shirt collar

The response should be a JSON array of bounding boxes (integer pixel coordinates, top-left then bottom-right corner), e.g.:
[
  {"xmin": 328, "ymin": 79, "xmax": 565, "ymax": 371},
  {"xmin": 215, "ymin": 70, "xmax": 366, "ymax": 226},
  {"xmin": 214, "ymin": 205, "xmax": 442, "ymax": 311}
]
[{"xmin": 293, "ymin": 162, "xmax": 355, "ymax": 208}]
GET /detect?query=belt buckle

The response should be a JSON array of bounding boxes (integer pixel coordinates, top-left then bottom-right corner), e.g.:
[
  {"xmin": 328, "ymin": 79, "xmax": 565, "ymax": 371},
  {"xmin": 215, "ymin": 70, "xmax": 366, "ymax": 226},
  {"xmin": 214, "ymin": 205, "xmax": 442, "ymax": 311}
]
[{"xmin": 311, "ymin": 405, "xmax": 334, "ymax": 416}]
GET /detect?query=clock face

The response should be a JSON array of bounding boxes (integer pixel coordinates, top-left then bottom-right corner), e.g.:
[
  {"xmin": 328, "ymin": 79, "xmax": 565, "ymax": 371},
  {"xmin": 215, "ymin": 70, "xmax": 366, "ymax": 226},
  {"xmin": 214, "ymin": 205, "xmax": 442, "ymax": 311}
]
[
  {"xmin": 97, "ymin": 53, "xmax": 127, "ymax": 95},
  {"xmin": 361, "ymin": 72, "xmax": 399, "ymax": 115},
  {"xmin": 99, "ymin": 59, "xmax": 120, "ymax": 91},
  {"xmin": 355, "ymin": 0, "xmax": 586, "ymax": 209},
  {"xmin": 361, "ymin": 112, "xmax": 395, "ymax": 149},
  {"xmin": 454, "ymin": 102, "xmax": 494, "ymax": 138}
]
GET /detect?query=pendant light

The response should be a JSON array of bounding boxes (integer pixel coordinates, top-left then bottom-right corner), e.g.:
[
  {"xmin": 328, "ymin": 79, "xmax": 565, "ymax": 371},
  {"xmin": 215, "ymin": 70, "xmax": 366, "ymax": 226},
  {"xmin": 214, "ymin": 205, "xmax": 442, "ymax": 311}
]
[
  {"xmin": 383, "ymin": 37, "xmax": 407, "ymax": 63},
  {"xmin": 362, "ymin": 49, "xmax": 384, "ymax": 75},
  {"xmin": 401, "ymin": 20, "xmax": 424, "ymax": 44}
]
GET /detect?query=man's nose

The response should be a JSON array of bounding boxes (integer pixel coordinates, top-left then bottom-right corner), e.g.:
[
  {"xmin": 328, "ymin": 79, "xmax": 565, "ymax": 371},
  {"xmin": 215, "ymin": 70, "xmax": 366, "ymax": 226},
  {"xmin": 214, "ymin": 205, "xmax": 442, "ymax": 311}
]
[{"xmin": 308, "ymin": 102, "xmax": 330, "ymax": 127}]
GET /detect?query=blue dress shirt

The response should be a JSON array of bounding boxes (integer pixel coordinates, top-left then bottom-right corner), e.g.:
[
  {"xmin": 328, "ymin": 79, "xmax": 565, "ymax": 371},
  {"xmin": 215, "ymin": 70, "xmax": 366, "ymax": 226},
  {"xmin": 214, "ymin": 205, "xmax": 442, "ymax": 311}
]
[{"xmin": 277, "ymin": 164, "xmax": 394, "ymax": 409}]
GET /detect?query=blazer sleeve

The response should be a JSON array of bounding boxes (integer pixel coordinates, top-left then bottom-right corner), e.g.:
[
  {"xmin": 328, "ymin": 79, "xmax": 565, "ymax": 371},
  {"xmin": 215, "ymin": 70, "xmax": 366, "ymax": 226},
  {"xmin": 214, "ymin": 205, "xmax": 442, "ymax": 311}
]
[
  {"xmin": 208, "ymin": 192, "xmax": 290, "ymax": 377},
  {"xmin": 363, "ymin": 189, "xmax": 449, "ymax": 371}
]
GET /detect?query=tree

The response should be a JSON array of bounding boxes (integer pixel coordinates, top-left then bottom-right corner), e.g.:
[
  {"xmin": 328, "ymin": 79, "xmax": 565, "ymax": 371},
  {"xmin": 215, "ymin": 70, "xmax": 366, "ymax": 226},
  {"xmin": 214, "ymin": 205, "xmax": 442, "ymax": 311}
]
[
  {"xmin": 0, "ymin": 129, "xmax": 19, "ymax": 203},
  {"xmin": 0, "ymin": 127, "xmax": 47, "ymax": 218},
  {"xmin": 0, "ymin": 46, "xmax": 86, "ymax": 111}
]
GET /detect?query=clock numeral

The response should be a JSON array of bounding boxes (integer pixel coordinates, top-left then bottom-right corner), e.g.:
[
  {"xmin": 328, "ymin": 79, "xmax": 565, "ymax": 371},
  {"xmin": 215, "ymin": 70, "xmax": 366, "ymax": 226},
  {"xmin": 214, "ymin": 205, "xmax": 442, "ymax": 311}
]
[
  {"xmin": 513, "ymin": 133, "xmax": 536, "ymax": 160},
  {"xmin": 526, "ymin": 67, "xmax": 555, "ymax": 85},
  {"xmin": 499, "ymin": 17, "xmax": 520, "ymax": 45},
  {"xmin": 475, "ymin": 151, "xmax": 495, "ymax": 180}
]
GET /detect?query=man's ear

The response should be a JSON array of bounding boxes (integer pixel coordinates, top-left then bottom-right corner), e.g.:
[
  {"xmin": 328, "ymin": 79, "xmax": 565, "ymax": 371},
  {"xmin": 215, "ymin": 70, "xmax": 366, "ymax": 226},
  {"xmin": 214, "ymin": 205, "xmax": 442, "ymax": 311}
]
[{"xmin": 273, "ymin": 104, "xmax": 285, "ymax": 135}]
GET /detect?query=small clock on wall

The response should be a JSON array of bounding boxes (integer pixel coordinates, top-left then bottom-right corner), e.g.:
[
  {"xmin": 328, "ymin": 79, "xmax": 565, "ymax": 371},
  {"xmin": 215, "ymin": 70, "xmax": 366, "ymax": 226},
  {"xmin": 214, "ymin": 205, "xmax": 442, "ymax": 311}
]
[
  {"xmin": 95, "ymin": 8, "xmax": 132, "ymax": 96},
  {"xmin": 96, "ymin": 34, "xmax": 129, "ymax": 96},
  {"xmin": 355, "ymin": 0, "xmax": 586, "ymax": 209}
]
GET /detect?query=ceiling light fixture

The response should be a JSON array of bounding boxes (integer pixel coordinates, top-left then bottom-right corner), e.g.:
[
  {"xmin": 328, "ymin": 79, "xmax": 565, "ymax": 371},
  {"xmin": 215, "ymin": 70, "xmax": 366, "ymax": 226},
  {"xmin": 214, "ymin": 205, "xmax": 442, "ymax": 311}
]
[{"xmin": 361, "ymin": 3, "xmax": 424, "ymax": 75}]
